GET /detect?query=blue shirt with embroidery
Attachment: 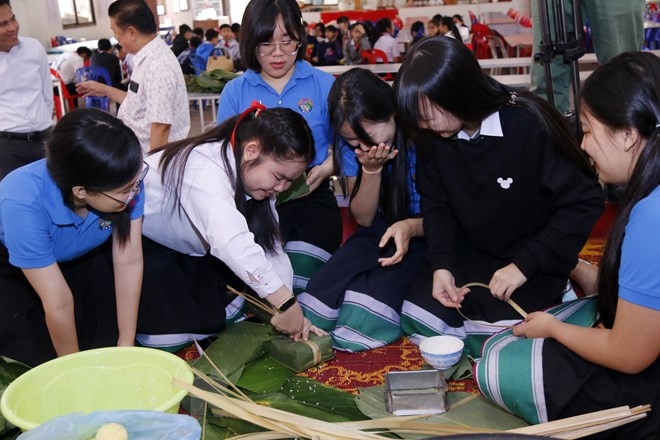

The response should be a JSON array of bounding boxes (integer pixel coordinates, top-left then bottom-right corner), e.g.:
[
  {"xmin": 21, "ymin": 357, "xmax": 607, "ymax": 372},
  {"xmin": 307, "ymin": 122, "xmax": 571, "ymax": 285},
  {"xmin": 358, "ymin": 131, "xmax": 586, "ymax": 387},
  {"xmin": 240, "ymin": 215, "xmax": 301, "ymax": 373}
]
[
  {"xmin": 0, "ymin": 159, "xmax": 145, "ymax": 269},
  {"xmin": 217, "ymin": 60, "xmax": 358, "ymax": 176}
]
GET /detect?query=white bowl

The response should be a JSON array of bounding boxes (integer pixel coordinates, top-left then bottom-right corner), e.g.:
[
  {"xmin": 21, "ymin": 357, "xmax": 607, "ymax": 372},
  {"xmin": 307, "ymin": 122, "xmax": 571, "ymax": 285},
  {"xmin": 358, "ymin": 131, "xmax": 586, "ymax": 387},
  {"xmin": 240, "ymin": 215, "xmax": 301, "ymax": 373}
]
[{"xmin": 419, "ymin": 335, "xmax": 464, "ymax": 370}]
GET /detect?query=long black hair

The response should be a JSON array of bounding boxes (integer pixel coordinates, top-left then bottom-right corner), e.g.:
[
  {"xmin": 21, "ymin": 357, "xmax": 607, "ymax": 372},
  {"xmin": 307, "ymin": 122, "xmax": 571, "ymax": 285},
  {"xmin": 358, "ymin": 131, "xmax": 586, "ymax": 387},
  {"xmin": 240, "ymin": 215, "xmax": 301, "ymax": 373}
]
[
  {"xmin": 329, "ymin": 68, "xmax": 411, "ymax": 225},
  {"xmin": 46, "ymin": 108, "xmax": 143, "ymax": 246},
  {"xmin": 239, "ymin": 0, "xmax": 306, "ymax": 71},
  {"xmin": 581, "ymin": 52, "xmax": 660, "ymax": 328},
  {"xmin": 393, "ymin": 37, "xmax": 595, "ymax": 178},
  {"xmin": 152, "ymin": 106, "xmax": 315, "ymax": 253}
]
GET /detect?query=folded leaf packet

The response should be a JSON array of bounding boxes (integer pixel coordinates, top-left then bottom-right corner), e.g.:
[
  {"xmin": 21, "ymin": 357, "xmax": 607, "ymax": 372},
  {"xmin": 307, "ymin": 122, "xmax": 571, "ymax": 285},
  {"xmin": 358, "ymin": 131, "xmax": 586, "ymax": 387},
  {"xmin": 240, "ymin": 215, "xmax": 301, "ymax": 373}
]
[{"xmin": 269, "ymin": 334, "xmax": 334, "ymax": 372}]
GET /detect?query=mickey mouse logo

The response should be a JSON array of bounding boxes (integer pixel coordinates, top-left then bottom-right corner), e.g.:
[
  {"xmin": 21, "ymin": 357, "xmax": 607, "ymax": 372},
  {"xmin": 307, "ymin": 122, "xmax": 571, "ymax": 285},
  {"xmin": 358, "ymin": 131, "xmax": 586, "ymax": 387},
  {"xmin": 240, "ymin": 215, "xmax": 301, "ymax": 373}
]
[{"xmin": 497, "ymin": 177, "xmax": 513, "ymax": 189}]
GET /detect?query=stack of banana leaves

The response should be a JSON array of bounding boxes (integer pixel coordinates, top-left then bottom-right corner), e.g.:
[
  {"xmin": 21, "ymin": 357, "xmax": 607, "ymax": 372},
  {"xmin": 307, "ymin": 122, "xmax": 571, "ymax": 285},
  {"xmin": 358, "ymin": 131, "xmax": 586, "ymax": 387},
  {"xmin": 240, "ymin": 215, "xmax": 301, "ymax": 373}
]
[{"xmin": 185, "ymin": 69, "xmax": 239, "ymax": 95}]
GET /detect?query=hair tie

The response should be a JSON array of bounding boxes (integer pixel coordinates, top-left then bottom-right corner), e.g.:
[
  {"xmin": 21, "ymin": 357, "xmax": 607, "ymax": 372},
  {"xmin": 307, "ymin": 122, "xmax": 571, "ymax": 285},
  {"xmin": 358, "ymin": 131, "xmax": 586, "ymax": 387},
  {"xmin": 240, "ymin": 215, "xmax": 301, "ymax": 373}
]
[
  {"xmin": 230, "ymin": 100, "xmax": 267, "ymax": 149},
  {"xmin": 508, "ymin": 91, "xmax": 518, "ymax": 106}
]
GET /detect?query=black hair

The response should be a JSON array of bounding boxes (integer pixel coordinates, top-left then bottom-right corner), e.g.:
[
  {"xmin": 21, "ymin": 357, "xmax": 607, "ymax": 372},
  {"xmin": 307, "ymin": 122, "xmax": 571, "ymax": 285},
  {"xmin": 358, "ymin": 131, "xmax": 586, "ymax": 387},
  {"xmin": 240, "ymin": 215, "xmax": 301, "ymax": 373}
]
[
  {"xmin": 189, "ymin": 36, "xmax": 202, "ymax": 48},
  {"xmin": 231, "ymin": 23, "xmax": 241, "ymax": 33},
  {"xmin": 329, "ymin": 68, "xmax": 411, "ymax": 225},
  {"xmin": 374, "ymin": 17, "xmax": 392, "ymax": 38},
  {"xmin": 219, "ymin": 23, "xmax": 231, "ymax": 30},
  {"xmin": 239, "ymin": 0, "xmax": 305, "ymax": 71},
  {"xmin": 108, "ymin": 0, "xmax": 157, "ymax": 35},
  {"xmin": 76, "ymin": 46, "xmax": 92, "ymax": 58},
  {"xmin": 393, "ymin": 37, "xmax": 595, "ymax": 177},
  {"xmin": 582, "ymin": 52, "xmax": 660, "ymax": 328},
  {"xmin": 326, "ymin": 24, "xmax": 338, "ymax": 34},
  {"xmin": 192, "ymin": 27, "xmax": 204, "ymax": 38},
  {"xmin": 452, "ymin": 14, "xmax": 465, "ymax": 25},
  {"xmin": 205, "ymin": 28, "xmax": 219, "ymax": 41},
  {"xmin": 97, "ymin": 38, "xmax": 112, "ymax": 51},
  {"xmin": 432, "ymin": 14, "xmax": 443, "ymax": 22},
  {"xmin": 439, "ymin": 16, "xmax": 461, "ymax": 40},
  {"xmin": 410, "ymin": 21, "xmax": 425, "ymax": 44},
  {"xmin": 0, "ymin": 0, "xmax": 10, "ymax": 7},
  {"xmin": 337, "ymin": 15, "xmax": 350, "ymax": 24},
  {"xmin": 179, "ymin": 24, "xmax": 192, "ymax": 35},
  {"xmin": 46, "ymin": 109, "xmax": 142, "ymax": 246},
  {"xmin": 152, "ymin": 107, "xmax": 315, "ymax": 252}
]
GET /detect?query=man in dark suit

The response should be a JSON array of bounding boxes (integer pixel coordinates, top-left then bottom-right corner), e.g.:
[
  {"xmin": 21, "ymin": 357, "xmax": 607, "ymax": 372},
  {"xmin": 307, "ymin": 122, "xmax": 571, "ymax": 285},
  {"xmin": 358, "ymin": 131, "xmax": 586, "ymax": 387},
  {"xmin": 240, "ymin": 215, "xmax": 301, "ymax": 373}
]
[{"xmin": 90, "ymin": 38, "xmax": 124, "ymax": 90}]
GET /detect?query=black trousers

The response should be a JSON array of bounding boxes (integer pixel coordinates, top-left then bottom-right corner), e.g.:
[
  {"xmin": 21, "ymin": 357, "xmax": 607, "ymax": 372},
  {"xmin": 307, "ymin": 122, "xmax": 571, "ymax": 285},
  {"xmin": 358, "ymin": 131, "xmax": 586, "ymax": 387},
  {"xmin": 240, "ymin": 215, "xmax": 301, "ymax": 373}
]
[
  {"xmin": 0, "ymin": 135, "xmax": 47, "ymax": 181},
  {"xmin": 0, "ymin": 241, "xmax": 119, "ymax": 367}
]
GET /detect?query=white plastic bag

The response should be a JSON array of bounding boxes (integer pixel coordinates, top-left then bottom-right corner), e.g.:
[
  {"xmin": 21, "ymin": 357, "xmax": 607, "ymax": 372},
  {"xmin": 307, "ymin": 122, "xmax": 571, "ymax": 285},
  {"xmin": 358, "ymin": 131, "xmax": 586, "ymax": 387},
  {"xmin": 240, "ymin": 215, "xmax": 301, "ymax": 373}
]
[{"xmin": 17, "ymin": 410, "xmax": 200, "ymax": 440}]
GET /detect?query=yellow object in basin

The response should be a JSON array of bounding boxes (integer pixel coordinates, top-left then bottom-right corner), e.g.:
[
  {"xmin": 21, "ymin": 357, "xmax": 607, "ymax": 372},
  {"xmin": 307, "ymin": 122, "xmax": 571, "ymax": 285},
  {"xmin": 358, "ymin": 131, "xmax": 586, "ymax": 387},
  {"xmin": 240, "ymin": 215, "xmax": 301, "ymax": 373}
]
[{"xmin": 0, "ymin": 347, "xmax": 193, "ymax": 432}]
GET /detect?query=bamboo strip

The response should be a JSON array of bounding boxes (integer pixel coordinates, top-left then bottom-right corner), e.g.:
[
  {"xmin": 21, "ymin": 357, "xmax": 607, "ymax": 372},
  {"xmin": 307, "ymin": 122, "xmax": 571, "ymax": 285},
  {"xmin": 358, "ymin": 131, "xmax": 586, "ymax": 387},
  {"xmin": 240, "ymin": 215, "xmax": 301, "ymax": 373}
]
[
  {"xmin": 509, "ymin": 405, "xmax": 650, "ymax": 436},
  {"xmin": 555, "ymin": 413, "xmax": 648, "ymax": 439},
  {"xmin": 462, "ymin": 282, "xmax": 528, "ymax": 318},
  {"xmin": 227, "ymin": 284, "xmax": 274, "ymax": 316}
]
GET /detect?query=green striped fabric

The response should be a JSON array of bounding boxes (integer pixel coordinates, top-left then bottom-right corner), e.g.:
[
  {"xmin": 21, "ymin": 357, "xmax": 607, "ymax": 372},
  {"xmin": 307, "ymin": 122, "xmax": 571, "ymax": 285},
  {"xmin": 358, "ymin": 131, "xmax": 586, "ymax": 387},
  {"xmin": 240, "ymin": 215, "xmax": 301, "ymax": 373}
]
[{"xmin": 474, "ymin": 298, "xmax": 598, "ymax": 424}]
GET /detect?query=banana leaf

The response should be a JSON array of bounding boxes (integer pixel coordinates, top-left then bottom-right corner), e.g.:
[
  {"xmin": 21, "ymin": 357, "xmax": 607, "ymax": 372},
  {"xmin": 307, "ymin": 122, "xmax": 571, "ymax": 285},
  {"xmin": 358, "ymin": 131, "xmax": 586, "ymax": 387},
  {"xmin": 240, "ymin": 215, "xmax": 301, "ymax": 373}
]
[
  {"xmin": 280, "ymin": 376, "xmax": 366, "ymax": 421},
  {"xmin": 276, "ymin": 174, "xmax": 310, "ymax": 206},
  {"xmin": 192, "ymin": 322, "xmax": 274, "ymax": 382},
  {"xmin": 208, "ymin": 69, "xmax": 239, "ymax": 81},
  {"xmin": 237, "ymin": 357, "xmax": 293, "ymax": 393},
  {"xmin": 356, "ymin": 385, "xmax": 529, "ymax": 436},
  {"xmin": 245, "ymin": 392, "xmax": 354, "ymax": 423}
]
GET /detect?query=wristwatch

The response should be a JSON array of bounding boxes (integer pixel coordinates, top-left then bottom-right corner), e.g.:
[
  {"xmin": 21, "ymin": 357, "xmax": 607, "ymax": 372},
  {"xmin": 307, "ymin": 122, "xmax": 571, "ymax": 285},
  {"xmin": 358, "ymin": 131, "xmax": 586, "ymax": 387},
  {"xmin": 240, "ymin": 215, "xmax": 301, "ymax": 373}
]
[{"xmin": 275, "ymin": 295, "xmax": 297, "ymax": 313}]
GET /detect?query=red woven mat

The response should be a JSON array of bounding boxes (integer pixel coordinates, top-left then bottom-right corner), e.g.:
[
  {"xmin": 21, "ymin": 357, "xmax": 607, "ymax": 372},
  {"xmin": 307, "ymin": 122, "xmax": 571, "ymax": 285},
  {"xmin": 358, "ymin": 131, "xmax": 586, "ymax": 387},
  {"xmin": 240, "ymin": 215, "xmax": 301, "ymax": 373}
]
[{"xmin": 297, "ymin": 337, "xmax": 477, "ymax": 394}]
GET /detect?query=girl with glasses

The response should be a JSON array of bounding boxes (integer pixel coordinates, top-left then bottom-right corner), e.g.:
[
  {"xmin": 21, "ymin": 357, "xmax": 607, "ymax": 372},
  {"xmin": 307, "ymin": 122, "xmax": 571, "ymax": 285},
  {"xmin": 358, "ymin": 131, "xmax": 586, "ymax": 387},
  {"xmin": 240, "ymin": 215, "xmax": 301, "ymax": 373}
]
[
  {"xmin": 298, "ymin": 69, "xmax": 426, "ymax": 352},
  {"xmin": 0, "ymin": 108, "xmax": 145, "ymax": 366},
  {"xmin": 217, "ymin": 0, "xmax": 359, "ymax": 303},
  {"xmin": 138, "ymin": 105, "xmax": 325, "ymax": 349},
  {"xmin": 393, "ymin": 37, "xmax": 604, "ymax": 355}
]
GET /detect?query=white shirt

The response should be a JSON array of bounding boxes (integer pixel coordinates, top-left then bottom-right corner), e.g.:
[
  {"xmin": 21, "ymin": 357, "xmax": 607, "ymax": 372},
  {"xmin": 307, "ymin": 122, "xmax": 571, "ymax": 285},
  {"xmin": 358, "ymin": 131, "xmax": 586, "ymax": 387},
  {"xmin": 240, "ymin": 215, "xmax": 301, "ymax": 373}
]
[
  {"xmin": 0, "ymin": 36, "xmax": 53, "ymax": 132},
  {"xmin": 53, "ymin": 51, "xmax": 84, "ymax": 84},
  {"xmin": 118, "ymin": 36, "xmax": 190, "ymax": 152},
  {"xmin": 459, "ymin": 25, "xmax": 471, "ymax": 44},
  {"xmin": 142, "ymin": 142, "xmax": 293, "ymax": 298},
  {"xmin": 373, "ymin": 33, "xmax": 398, "ymax": 62}
]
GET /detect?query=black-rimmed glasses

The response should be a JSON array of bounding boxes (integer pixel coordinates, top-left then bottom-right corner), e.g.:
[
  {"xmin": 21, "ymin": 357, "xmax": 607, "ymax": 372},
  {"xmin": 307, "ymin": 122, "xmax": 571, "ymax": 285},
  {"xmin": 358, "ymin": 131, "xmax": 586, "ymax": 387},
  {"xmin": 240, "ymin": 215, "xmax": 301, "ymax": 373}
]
[
  {"xmin": 255, "ymin": 40, "xmax": 302, "ymax": 57},
  {"xmin": 99, "ymin": 161, "xmax": 149, "ymax": 207}
]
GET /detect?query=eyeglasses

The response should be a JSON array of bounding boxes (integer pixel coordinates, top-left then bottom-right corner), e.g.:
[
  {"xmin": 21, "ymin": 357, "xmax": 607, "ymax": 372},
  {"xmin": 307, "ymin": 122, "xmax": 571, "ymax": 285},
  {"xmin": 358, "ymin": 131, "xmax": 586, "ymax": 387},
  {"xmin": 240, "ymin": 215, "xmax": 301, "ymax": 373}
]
[
  {"xmin": 99, "ymin": 161, "xmax": 150, "ymax": 207},
  {"xmin": 255, "ymin": 40, "xmax": 302, "ymax": 57}
]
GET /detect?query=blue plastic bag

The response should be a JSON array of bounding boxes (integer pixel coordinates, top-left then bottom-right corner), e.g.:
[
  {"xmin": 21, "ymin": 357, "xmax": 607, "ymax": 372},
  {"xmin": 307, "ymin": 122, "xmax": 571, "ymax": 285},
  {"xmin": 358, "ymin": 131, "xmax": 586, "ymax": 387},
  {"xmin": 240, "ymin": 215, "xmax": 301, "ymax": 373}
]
[{"xmin": 17, "ymin": 410, "xmax": 201, "ymax": 440}]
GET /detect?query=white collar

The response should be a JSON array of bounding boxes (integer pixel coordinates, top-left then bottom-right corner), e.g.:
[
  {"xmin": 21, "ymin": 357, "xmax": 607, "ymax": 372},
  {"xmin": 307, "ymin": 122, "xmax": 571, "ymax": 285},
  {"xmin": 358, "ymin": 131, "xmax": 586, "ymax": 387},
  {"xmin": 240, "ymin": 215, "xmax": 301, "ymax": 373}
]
[{"xmin": 456, "ymin": 111, "xmax": 503, "ymax": 141}]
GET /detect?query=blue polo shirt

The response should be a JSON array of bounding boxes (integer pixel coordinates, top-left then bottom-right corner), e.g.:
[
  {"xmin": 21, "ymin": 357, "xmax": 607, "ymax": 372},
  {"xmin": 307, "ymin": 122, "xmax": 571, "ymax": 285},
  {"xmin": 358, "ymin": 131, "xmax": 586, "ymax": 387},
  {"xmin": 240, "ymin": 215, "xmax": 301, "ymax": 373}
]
[
  {"xmin": 217, "ymin": 60, "xmax": 358, "ymax": 176},
  {"xmin": 0, "ymin": 160, "xmax": 145, "ymax": 269},
  {"xmin": 619, "ymin": 185, "xmax": 660, "ymax": 311}
]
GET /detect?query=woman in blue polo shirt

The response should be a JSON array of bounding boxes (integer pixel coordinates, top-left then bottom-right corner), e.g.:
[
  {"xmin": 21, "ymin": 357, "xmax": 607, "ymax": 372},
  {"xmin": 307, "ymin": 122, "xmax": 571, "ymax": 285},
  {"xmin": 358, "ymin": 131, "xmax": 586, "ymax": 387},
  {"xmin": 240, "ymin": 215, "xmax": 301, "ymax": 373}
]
[
  {"xmin": 217, "ymin": 0, "xmax": 357, "ymax": 296},
  {"xmin": 0, "ymin": 108, "xmax": 145, "ymax": 366}
]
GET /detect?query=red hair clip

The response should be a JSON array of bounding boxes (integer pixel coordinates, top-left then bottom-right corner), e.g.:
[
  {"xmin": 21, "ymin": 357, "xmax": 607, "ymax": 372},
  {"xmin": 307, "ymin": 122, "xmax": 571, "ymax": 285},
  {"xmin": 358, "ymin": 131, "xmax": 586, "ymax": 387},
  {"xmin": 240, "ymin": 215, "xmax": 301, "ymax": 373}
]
[{"xmin": 230, "ymin": 100, "xmax": 267, "ymax": 149}]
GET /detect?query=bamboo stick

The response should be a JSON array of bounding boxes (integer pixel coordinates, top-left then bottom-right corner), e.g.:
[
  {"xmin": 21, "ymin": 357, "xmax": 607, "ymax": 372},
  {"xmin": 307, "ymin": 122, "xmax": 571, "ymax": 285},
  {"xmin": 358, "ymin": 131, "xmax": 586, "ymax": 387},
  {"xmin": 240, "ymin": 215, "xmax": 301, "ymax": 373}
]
[
  {"xmin": 227, "ymin": 284, "xmax": 274, "ymax": 316},
  {"xmin": 462, "ymin": 282, "xmax": 528, "ymax": 318},
  {"xmin": 509, "ymin": 405, "xmax": 650, "ymax": 436}
]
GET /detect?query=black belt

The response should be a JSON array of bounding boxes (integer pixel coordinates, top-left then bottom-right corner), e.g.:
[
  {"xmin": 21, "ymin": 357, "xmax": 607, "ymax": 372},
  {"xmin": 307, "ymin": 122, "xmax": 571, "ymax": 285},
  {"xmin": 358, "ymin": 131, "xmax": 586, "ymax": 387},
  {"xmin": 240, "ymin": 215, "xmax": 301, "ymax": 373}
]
[{"xmin": 0, "ymin": 128, "xmax": 51, "ymax": 141}]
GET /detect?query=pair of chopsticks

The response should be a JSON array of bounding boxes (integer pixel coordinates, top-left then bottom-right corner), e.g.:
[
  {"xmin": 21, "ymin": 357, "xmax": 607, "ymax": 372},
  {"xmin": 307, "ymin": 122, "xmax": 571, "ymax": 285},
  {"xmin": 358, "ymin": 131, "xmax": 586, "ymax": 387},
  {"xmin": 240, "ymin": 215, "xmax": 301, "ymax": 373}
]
[{"xmin": 226, "ymin": 284, "xmax": 274, "ymax": 316}]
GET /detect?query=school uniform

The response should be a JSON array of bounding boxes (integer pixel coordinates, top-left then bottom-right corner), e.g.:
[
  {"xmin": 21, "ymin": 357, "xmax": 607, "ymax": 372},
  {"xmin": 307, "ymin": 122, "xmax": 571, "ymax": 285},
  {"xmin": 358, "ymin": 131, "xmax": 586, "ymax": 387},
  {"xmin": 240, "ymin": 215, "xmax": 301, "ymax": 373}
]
[
  {"xmin": 217, "ymin": 60, "xmax": 358, "ymax": 295},
  {"xmin": 477, "ymin": 187, "xmax": 660, "ymax": 438},
  {"xmin": 0, "ymin": 160, "xmax": 145, "ymax": 366},
  {"xmin": 299, "ymin": 149, "xmax": 425, "ymax": 351},
  {"xmin": 138, "ymin": 142, "xmax": 294, "ymax": 349},
  {"xmin": 401, "ymin": 106, "xmax": 605, "ymax": 355}
]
